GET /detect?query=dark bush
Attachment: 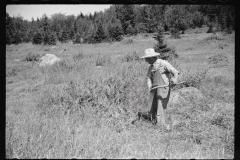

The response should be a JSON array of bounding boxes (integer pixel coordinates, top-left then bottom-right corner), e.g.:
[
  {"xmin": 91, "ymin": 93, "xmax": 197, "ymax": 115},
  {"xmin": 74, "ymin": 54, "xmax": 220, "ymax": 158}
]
[
  {"xmin": 25, "ymin": 52, "xmax": 40, "ymax": 62},
  {"xmin": 170, "ymin": 28, "xmax": 180, "ymax": 39}
]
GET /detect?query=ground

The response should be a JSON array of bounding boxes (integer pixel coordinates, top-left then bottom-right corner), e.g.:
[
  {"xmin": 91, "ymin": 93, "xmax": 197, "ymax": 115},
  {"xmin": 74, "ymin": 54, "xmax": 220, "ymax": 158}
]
[{"xmin": 6, "ymin": 30, "xmax": 234, "ymax": 159}]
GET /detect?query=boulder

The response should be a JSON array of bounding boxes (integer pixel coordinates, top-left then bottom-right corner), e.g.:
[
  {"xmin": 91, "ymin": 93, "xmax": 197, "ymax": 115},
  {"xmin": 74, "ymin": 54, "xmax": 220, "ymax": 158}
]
[
  {"xmin": 169, "ymin": 87, "xmax": 205, "ymax": 106},
  {"xmin": 39, "ymin": 54, "xmax": 61, "ymax": 67}
]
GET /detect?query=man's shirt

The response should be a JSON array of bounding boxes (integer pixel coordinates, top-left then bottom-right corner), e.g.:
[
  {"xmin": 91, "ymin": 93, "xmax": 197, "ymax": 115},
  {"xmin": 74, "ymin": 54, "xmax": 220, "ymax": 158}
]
[{"xmin": 146, "ymin": 59, "xmax": 179, "ymax": 86}]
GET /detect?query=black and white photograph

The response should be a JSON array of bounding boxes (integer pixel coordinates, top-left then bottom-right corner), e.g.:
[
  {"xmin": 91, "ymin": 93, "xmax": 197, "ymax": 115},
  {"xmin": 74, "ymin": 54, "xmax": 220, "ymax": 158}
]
[{"xmin": 6, "ymin": 4, "xmax": 234, "ymax": 159}]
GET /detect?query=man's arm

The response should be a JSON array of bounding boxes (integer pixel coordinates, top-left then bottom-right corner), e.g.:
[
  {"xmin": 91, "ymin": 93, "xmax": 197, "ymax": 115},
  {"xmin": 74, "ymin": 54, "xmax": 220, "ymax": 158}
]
[
  {"xmin": 146, "ymin": 65, "xmax": 153, "ymax": 91},
  {"xmin": 162, "ymin": 60, "xmax": 179, "ymax": 84}
]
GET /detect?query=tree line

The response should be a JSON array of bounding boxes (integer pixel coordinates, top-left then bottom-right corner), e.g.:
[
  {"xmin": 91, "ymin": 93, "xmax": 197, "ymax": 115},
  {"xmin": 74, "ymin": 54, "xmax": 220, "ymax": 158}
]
[{"xmin": 6, "ymin": 5, "xmax": 235, "ymax": 45}]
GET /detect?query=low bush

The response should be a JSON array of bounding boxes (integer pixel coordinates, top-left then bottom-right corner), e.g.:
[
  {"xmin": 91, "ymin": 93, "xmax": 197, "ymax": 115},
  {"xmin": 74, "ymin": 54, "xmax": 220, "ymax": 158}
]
[{"xmin": 25, "ymin": 52, "xmax": 40, "ymax": 62}]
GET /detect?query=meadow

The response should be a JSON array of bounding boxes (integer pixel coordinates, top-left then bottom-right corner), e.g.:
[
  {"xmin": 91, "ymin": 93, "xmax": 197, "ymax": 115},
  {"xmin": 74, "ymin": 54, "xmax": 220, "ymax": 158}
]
[{"xmin": 6, "ymin": 28, "xmax": 235, "ymax": 159}]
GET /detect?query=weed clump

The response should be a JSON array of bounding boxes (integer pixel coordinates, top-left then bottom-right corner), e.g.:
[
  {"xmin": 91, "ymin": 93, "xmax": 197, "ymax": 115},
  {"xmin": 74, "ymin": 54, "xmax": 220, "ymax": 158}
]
[
  {"xmin": 95, "ymin": 53, "xmax": 111, "ymax": 66},
  {"xmin": 208, "ymin": 54, "xmax": 228, "ymax": 68},
  {"xmin": 121, "ymin": 38, "xmax": 133, "ymax": 44},
  {"xmin": 73, "ymin": 51, "xmax": 85, "ymax": 62},
  {"xmin": 121, "ymin": 51, "xmax": 140, "ymax": 62},
  {"xmin": 25, "ymin": 52, "xmax": 40, "ymax": 62}
]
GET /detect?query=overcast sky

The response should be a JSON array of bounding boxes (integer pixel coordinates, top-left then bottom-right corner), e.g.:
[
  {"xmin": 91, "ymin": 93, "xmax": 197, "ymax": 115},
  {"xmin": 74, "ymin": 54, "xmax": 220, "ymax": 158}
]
[{"xmin": 6, "ymin": 5, "xmax": 111, "ymax": 21}]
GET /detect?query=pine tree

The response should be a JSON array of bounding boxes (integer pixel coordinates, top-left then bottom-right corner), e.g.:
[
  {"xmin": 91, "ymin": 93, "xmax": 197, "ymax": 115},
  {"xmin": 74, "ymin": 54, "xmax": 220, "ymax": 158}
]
[
  {"xmin": 94, "ymin": 23, "xmax": 106, "ymax": 43},
  {"xmin": 59, "ymin": 28, "xmax": 69, "ymax": 43},
  {"xmin": 170, "ymin": 28, "xmax": 180, "ymax": 39},
  {"xmin": 153, "ymin": 27, "xmax": 178, "ymax": 61},
  {"xmin": 69, "ymin": 29, "xmax": 75, "ymax": 40},
  {"xmin": 32, "ymin": 31, "xmax": 43, "ymax": 45},
  {"xmin": 218, "ymin": 12, "xmax": 227, "ymax": 32},
  {"xmin": 14, "ymin": 30, "xmax": 22, "ymax": 45},
  {"xmin": 126, "ymin": 24, "xmax": 135, "ymax": 35},
  {"xmin": 73, "ymin": 33, "xmax": 81, "ymax": 44},
  {"xmin": 43, "ymin": 32, "xmax": 50, "ymax": 45},
  {"xmin": 6, "ymin": 13, "xmax": 15, "ymax": 44},
  {"xmin": 73, "ymin": 21, "xmax": 78, "ymax": 34},
  {"xmin": 48, "ymin": 32, "xmax": 57, "ymax": 45},
  {"xmin": 109, "ymin": 25, "xmax": 123, "ymax": 41}
]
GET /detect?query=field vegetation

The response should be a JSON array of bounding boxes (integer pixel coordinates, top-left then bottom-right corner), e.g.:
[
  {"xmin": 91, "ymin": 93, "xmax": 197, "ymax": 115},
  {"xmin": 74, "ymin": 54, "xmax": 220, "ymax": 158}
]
[{"xmin": 6, "ymin": 29, "xmax": 234, "ymax": 159}]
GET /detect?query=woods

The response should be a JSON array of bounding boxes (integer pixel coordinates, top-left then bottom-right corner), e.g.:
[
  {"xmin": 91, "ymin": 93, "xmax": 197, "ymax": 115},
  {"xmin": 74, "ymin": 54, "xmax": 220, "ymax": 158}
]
[{"xmin": 6, "ymin": 5, "xmax": 235, "ymax": 45}]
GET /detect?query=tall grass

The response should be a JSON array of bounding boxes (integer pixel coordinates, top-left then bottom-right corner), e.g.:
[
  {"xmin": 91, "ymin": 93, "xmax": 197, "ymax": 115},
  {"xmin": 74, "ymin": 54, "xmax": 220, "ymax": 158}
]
[{"xmin": 6, "ymin": 33, "xmax": 234, "ymax": 159}]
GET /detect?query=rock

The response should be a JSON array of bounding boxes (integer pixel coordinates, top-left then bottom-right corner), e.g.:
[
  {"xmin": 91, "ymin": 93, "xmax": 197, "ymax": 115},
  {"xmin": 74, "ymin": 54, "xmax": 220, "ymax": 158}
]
[
  {"xmin": 39, "ymin": 54, "xmax": 61, "ymax": 67},
  {"xmin": 169, "ymin": 87, "xmax": 204, "ymax": 106}
]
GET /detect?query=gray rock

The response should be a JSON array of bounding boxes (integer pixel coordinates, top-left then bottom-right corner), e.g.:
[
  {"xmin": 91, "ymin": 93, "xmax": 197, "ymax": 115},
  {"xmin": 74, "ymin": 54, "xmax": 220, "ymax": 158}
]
[{"xmin": 39, "ymin": 54, "xmax": 61, "ymax": 67}]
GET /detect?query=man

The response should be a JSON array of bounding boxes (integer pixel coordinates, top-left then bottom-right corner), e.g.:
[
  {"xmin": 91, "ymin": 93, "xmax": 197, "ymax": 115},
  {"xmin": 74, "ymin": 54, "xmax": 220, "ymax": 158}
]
[{"xmin": 141, "ymin": 48, "xmax": 179, "ymax": 130}]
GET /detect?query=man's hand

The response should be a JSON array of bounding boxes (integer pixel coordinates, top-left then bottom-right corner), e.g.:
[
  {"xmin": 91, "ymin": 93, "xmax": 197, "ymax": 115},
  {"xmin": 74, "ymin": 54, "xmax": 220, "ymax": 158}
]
[
  {"xmin": 148, "ymin": 85, "xmax": 152, "ymax": 92},
  {"xmin": 147, "ymin": 78, "xmax": 152, "ymax": 92},
  {"xmin": 170, "ymin": 78, "xmax": 178, "ymax": 85}
]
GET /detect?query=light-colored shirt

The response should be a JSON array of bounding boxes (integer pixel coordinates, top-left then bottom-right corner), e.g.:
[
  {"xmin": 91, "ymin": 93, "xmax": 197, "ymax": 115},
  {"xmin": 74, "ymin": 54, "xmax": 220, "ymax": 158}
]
[{"xmin": 146, "ymin": 59, "xmax": 179, "ymax": 86}]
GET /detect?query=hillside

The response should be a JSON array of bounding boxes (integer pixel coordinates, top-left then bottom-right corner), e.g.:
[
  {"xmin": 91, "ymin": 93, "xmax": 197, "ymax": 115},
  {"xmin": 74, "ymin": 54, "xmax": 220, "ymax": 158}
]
[{"xmin": 6, "ymin": 30, "xmax": 234, "ymax": 159}]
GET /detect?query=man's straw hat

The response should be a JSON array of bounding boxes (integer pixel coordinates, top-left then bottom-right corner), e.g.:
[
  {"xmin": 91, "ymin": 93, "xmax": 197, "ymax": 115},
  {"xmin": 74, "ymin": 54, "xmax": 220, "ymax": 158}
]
[{"xmin": 141, "ymin": 48, "xmax": 160, "ymax": 59}]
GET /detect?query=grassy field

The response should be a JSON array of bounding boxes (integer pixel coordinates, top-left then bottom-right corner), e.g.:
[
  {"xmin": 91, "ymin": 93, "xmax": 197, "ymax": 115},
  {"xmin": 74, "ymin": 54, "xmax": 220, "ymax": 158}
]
[{"xmin": 6, "ymin": 30, "xmax": 234, "ymax": 159}]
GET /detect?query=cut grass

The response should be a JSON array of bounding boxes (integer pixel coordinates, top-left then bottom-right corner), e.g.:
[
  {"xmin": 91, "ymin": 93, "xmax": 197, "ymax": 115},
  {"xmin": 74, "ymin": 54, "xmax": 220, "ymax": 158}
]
[{"xmin": 6, "ymin": 31, "xmax": 234, "ymax": 159}]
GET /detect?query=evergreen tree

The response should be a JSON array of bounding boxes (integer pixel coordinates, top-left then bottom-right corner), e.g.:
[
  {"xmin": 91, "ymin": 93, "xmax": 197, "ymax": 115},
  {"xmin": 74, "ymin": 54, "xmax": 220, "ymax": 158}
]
[
  {"xmin": 73, "ymin": 20, "xmax": 78, "ymax": 34},
  {"xmin": 32, "ymin": 31, "xmax": 43, "ymax": 45},
  {"xmin": 69, "ymin": 29, "xmax": 75, "ymax": 40},
  {"xmin": 126, "ymin": 24, "xmax": 135, "ymax": 35},
  {"xmin": 43, "ymin": 32, "xmax": 51, "ymax": 45},
  {"xmin": 153, "ymin": 27, "xmax": 178, "ymax": 61},
  {"xmin": 73, "ymin": 33, "xmax": 81, "ymax": 44},
  {"xmin": 85, "ymin": 23, "xmax": 96, "ymax": 43},
  {"xmin": 94, "ymin": 23, "xmax": 106, "ymax": 43},
  {"xmin": 218, "ymin": 9, "xmax": 227, "ymax": 32},
  {"xmin": 109, "ymin": 22, "xmax": 124, "ymax": 41},
  {"xmin": 115, "ymin": 5, "xmax": 135, "ymax": 34},
  {"xmin": 48, "ymin": 32, "xmax": 57, "ymax": 45},
  {"xmin": 59, "ymin": 28, "xmax": 69, "ymax": 43},
  {"xmin": 6, "ymin": 13, "xmax": 15, "ymax": 44},
  {"xmin": 14, "ymin": 30, "xmax": 22, "ymax": 44}
]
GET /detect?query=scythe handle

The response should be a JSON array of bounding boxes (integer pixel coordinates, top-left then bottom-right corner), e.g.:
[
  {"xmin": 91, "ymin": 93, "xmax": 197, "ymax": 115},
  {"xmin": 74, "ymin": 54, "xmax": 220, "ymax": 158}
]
[{"xmin": 150, "ymin": 81, "xmax": 186, "ymax": 91}]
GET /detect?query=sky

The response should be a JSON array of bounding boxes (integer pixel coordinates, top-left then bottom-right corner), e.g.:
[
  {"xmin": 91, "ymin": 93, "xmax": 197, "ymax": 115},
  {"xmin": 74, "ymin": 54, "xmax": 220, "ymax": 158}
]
[{"xmin": 6, "ymin": 5, "xmax": 111, "ymax": 21}]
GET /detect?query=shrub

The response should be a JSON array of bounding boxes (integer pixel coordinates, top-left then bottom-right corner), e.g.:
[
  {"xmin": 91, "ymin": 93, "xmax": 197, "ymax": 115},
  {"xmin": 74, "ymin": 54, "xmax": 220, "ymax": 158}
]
[
  {"xmin": 48, "ymin": 33, "xmax": 57, "ymax": 45},
  {"xmin": 95, "ymin": 53, "xmax": 110, "ymax": 66},
  {"xmin": 73, "ymin": 51, "xmax": 85, "ymax": 62},
  {"xmin": 25, "ymin": 52, "xmax": 40, "ymax": 62},
  {"xmin": 32, "ymin": 32, "xmax": 43, "ymax": 45},
  {"xmin": 73, "ymin": 33, "xmax": 82, "ymax": 44},
  {"xmin": 170, "ymin": 28, "xmax": 180, "ymax": 39},
  {"xmin": 57, "ymin": 59, "xmax": 75, "ymax": 72},
  {"xmin": 154, "ymin": 27, "xmax": 179, "ymax": 61}
]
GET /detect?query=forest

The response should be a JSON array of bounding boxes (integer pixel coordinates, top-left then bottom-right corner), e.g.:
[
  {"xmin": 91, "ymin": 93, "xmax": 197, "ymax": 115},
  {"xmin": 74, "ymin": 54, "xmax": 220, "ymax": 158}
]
[{"xmin": 6, "ymin": 5, "xmax": 235, "ymax": 45}]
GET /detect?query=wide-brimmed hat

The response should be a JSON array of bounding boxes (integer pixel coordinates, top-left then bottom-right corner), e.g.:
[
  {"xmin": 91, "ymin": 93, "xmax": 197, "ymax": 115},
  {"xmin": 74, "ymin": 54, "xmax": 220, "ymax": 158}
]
[{"xmin": 141, "ymin": 48, "xmax": 160, "ymax": 59}]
